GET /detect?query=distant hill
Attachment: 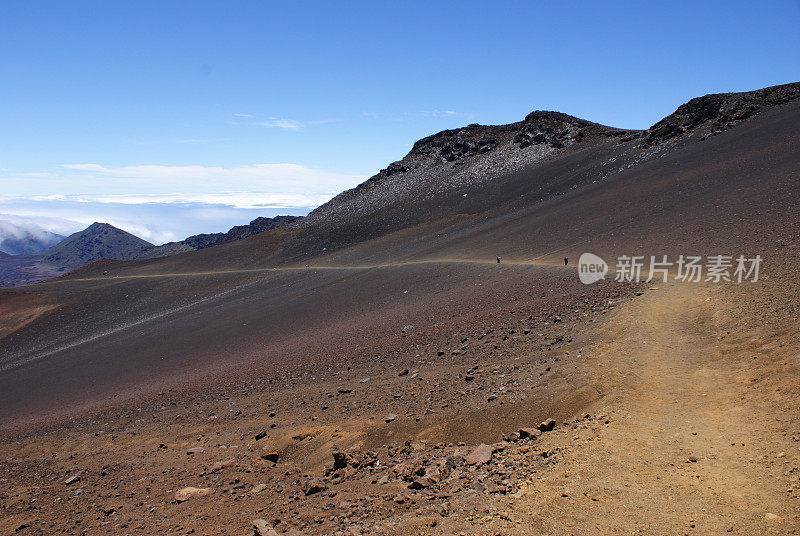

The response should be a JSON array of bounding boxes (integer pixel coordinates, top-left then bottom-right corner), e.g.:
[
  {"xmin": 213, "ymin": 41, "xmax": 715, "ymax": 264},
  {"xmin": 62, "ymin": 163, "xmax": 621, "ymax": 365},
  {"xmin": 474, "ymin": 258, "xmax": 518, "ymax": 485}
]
[
  {"xmin": 0, "ymin": 216, "xmax": 302, "ymax": 286},
  {"xmin": 135, "ymin": 215, "xmax": 301, "ymax": 259},
  {"xmin": 0, "ymin": 222, "xmax": 64, "ymax": 255},
  {"xmin": 42, "ymin": 222, "xmax": 155, "ymax": 271}
]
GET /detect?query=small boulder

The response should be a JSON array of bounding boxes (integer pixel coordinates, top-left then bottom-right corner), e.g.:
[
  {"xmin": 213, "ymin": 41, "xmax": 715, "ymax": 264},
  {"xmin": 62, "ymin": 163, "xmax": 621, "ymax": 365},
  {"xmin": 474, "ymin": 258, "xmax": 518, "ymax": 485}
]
[
  {"xmin": 408, "ymin": 476, "xmax": 437, "ymax": 489},
  {"xmin": 518, "ymin": 428, "xmax": 542, "ymax": 439},
  {"xmin": 209, "ymin": 459, "xmax": 234, "ymax": 472},
  {"xmin": 538, "ymin": 418, "xmax": 556, "ymax": 432},
  {"xmin": 174, "ymin": 486, "xmax": 212, "ymax": 502},
  {"xmin": 332, "ymin": 450, "xmax": 352, "ymax": 470},
  {"xmin": 466, "ymin": 444, "xmax": 494, "ymax": 465},
  {"xmin": 253, "ymin": 518, "xmax": 280, "ymax": 536},
  {"xmin": 261, "ymin": 451, "xmax": 280, "ymax": 463},
  {"xmin": 303, "ymin": 479, "xmax": 327, "ymax": 496}
]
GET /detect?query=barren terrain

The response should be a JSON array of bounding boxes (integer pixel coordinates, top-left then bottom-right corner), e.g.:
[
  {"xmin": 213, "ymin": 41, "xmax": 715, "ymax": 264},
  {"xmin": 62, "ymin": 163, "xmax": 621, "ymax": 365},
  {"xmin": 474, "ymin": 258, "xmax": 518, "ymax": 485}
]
[{"xmin": 1, "ymin": 84, "xmax": 799, "ymax": 535}]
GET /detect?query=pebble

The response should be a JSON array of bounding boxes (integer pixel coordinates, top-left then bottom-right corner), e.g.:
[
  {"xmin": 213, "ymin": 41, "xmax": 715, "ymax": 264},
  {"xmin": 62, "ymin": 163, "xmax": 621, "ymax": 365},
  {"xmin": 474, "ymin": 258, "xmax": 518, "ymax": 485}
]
[{"xmin": 250, "ymin": 483, "xmax": 267, "ymax": 494}]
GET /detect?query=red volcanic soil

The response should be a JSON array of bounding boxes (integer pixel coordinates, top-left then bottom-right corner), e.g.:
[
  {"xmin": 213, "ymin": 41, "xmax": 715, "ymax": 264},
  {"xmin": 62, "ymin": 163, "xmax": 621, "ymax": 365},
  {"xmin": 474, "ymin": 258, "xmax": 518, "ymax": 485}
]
[{"xmin": 0, "ymin": 85, "xmax": 799, "ymax": 535}]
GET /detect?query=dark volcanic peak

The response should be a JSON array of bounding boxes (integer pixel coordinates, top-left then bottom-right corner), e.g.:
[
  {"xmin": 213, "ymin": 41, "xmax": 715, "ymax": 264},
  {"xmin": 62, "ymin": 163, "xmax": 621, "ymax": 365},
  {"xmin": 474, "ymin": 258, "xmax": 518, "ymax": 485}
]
[
  {"xmin": 307, "ymin": 83, "xmax": 800, "ymax": 234},
  {"xmin": 514, "ymin": 110, "xmax": 632, "ymax": 149},
  {"xmin": 136, "ymin": 215, "xmax": 302, "ymax": 259},
  {"xmin": 646, "ymin": 81, "xmax": 800, "ymax": 144},
  {"xmin": 181, "ymin": 215, "xmax": 301, "ymax": 250},
  {"xmin": 305, "ymin": 110, "xmax": 636, "ymax": 229},
  {"xmin": 42, "ymin": 222, "xmax": 154, "ymax": 271},
  {"xmin": 407, "ymin": 110, "xmax": 629, "ymax": 164}
]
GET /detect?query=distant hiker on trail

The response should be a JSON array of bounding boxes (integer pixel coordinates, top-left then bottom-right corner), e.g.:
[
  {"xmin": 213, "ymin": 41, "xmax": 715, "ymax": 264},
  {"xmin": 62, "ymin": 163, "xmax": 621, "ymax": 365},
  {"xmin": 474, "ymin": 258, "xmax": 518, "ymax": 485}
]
[
  {"xmin": 564, "ymin": 257, "xmax": 568, "ymax": 266},
  {"xmin": 497, "ymin": 256, "xmax": 501, "ymax": 264}
]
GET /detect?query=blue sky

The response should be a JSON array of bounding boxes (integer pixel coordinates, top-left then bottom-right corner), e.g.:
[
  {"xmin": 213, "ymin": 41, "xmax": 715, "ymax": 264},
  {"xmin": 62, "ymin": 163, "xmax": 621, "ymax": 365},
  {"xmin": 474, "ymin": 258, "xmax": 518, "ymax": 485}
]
[{"xmin": 1, "ymin": 1, "xmax": 799, "ymax": 244}]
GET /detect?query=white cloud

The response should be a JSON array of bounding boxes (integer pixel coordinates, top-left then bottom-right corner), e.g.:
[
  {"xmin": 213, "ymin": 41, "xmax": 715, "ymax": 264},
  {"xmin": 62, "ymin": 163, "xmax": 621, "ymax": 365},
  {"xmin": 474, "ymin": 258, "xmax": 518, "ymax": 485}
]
[
  {"xmin": 0, "ymin": 161, "xmax": 365, "ymax": 244},
  {"xmin": 255, "ymin": 118, "xmax": 337, "ymax": 130},
  {"xmin": 2, "ymin": 163, "xmax": 363, "ymax": 199},
  {"xmin": 257, "ymin": 118, "xmax": 303, "ymax": 130},
  {"xmin": 57, "ymin": 192, "xmax": 336, "ymax": 210}
]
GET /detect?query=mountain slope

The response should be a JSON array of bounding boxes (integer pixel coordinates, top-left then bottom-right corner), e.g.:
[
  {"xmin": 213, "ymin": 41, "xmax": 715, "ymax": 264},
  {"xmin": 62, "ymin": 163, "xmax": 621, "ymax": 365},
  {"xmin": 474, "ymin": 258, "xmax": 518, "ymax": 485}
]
[
  {"xmin": 1, "ymin": 82, "xmax": 799, "ymax": 536},
  {"xmin": 0, "ymin": 82, "xmax": 798, "ymax": 428},
  {"xmin": 41, "ymin": 222, "xmax": 154, "ymax": 271}
]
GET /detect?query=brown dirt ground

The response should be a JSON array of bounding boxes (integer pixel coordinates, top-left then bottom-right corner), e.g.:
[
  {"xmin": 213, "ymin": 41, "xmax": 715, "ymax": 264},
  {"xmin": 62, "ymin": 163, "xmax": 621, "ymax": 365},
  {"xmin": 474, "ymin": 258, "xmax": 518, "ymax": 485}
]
[{"xmin": 1, "ymin": 273, "xmax": 797, "ymax": 536}]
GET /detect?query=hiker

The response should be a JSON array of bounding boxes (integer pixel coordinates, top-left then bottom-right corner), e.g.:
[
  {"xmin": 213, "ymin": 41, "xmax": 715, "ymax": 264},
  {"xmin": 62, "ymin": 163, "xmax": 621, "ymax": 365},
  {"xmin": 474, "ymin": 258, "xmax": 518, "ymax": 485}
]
[
  {"xmin": 497, "ymin": 256, "xmax": 501, "ymax": 264},
  {"xmin": 564, "ymin": 257, "xmax": 568, "ymax": 266}
]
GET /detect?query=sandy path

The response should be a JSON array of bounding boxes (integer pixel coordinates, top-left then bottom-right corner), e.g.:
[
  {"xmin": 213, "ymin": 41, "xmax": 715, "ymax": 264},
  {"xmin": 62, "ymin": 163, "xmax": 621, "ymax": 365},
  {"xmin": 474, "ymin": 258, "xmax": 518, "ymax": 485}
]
[
  {"xmin": 516, "ymin": 282, "xmax": 798, "ymax": 535},
  {"xmin": 39, "ymin": 257, "xmax": 568, "ymax": 283}
]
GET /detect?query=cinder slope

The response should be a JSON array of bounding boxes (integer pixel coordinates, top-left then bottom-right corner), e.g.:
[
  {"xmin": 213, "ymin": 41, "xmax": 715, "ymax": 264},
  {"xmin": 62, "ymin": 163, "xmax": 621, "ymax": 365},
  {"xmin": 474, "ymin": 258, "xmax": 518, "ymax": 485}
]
[{"xmin": 0, "ymin": 83, "xmax": 798, "ymax": 430}]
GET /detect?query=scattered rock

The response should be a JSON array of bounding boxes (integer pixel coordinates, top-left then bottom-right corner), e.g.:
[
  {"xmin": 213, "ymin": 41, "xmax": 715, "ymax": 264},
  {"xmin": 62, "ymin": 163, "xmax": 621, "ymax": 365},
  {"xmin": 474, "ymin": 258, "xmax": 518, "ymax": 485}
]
[
  {"xmin": 250, "ymin": 483, "xmax": 267, "ymax": 494},
  {"xmin": 466, "ymin": 444, "xmax": 494, "ymax": 465},
  {"xmin": 186, "ymin": 446, "xmax": 205, "ymax": 455},
  {"xmin": 254, "ymin": 430, "xmax": 267, "ymax": 441},
  {"xmin": 385, "ymin": 413, "xmax": 398, "ymax": 423},
  {"xmin": 765, "ymin": 512, "xmax": 782, "ymax": 522},
  {"xmin": 253, "ymin": 518, "xmax": 280, "ymax": 536},
  {"xmin": 332, "ymin": 450, "xmax": 353, "ymax": 470},
  {"xmin": 303, "ymin": 479, "xmax": 327, "ymax": 496},
  {"xmin": 209, "ymin": 459, "xmax": 234, "ymax": 472},
  {"xmin": 398, "ymin": 369, "xmax": 409, "ymax": 376},
  {"xmin": 261, "ymin": 451, "xmax": 280, "ymax": 463},
  {"xmin": 402, "ymin": 325, "xmax": 414, "ymax": 333},
  {"xmin": 174, "ymin": 486, "xmax": 212, "ymax": 502},
  {"xmin": 518, "ymin": 428, "xmax": 542, "ymax": 439},
  {"xmin": 538, "ymin": 418, "xmax": 557, "ymax": 432},
  {"xmin": 408, "ymin": 476, "xmax": 437, "ymax": 489},
  {"xmin": 64, "ymin": 473, "xmax": 81, "ymax": 485},
  {"xmin": 408, "ymin": 440, "xmax": 427, "ymax": 451}
]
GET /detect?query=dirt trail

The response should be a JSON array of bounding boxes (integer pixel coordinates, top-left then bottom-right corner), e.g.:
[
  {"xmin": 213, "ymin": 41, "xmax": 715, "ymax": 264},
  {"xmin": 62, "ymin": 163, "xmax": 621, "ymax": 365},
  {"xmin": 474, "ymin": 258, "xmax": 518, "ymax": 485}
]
[
  {"xmin": 40, "ymin": 257, "xmax": 567, "ymax": 283},
  {"xmin": 518, "ymin": 282, "xmax": 799, "ymax": 535}
]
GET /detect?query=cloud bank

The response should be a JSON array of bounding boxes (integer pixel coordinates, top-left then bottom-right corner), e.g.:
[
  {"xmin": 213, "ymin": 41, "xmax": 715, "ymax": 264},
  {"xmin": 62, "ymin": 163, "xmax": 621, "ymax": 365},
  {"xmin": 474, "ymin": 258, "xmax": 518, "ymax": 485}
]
[{"xmin": 0, "ymin": 162, "xmax": 365, "ymax": 244}]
